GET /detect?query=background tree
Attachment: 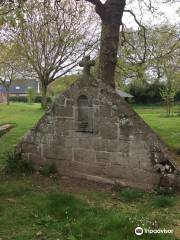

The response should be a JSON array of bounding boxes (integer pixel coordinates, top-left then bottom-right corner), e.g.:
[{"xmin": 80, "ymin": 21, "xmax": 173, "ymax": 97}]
[
  {"xmin": 160, "ymin": 52, "xmax": 180, "ymax": 116},
  {"xmin": 27, "ymin": 86, "xmax": 35, "ymax": 105},
  {"xmin": 115, "ymin": 24, "xmax": 180, "ymax": 104},
  {"xmin": 15, "ymin": 0, "xmax": 99, "ymax": 108},
  {"xmin": 0, "ymin": 43, "xmax": 20, "ymax": 105},
  {"xmin": 77, "ymin": 0, "xmax": 179, "ymax": 88}
]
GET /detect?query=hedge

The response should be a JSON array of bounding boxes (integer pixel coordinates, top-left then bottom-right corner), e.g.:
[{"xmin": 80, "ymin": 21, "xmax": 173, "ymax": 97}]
[{"xmin": 9, "ymin": 95, "xmax": 52, "ymax": 103}]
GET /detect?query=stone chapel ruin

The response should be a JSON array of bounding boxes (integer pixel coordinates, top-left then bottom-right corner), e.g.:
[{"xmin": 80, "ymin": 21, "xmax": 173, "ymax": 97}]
[{"xmin": 17, "ymin": 56, "xmax": 180, "ymax": 190}]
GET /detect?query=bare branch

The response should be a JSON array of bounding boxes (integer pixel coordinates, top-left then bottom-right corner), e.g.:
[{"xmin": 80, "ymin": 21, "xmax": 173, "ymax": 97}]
[
  {"xmin": 76, "ymin": 0, "xmax": 105, "ymax": 19},
  {"xmin": 124, "ymin": 9, "xmax": 147, "ymax": 63}
]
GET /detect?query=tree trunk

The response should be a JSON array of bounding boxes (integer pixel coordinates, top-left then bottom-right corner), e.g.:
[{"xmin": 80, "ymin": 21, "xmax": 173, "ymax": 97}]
[
  {"xmin": 41, "ymin": 84, "xmax": 47, "ymax": 109},
  {"xmin": 6, "ymin": 87, "xmax": 10, "ymax": 105},
  {"xmin": 98, "ymin": 22, "xmax": 120, "ymax": 88},
  {"xmin": 96, "ymin": 0, "xmax": 126, "ymax": 88},
  {"xmin": 7, "ymin": 91, "xmax": 10, "ymax": 105}
]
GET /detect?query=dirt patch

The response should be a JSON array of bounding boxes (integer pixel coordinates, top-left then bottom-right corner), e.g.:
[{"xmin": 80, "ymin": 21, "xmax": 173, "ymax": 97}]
[
  {"xmin": 27, "ymin": 173, "xmax": 113, "ymax": 193},
  {"xmin": 58, "ymin": 175, "xmax": 113, "ymax": 193}
]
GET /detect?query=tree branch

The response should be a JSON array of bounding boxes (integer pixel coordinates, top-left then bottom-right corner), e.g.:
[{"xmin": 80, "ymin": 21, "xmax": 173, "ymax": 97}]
[
  {"xmin": 124, "ymin": 9, "xmax": 147, "ymax": 63},
  {"xmin": 76, "ymin": 0, "xmax": 105, "ymax": 19}
]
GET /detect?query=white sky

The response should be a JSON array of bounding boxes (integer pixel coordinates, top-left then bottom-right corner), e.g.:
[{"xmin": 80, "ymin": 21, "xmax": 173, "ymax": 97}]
[{"xmin": 100, "ymin": 0, "xmax": 180, "ymax": 28}]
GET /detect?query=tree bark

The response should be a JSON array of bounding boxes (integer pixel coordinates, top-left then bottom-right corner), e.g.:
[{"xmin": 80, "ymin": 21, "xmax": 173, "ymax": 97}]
[
  {"xmin": 98, "ymin": 22, "xmax": 120, "ymax": 88},
  {"xmin": 41, "ymin": 84, "xmax": 47, "ymax": 109},
  {"xmin": 7, "ymin": 91, "xmax": 10, "ymax": 105},
  {"xmin": 6, "ymin": 87, "xmax": 10, "ymax": 105},
  {"xmin": 90, "ymin": 0, "xmax": 126, "ymax": 88}
]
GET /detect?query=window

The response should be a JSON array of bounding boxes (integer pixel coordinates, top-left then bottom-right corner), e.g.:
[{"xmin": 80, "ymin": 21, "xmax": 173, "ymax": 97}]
[{"xmin": 15, "ymin": 86, "xmax": 21, "ymax": 90}]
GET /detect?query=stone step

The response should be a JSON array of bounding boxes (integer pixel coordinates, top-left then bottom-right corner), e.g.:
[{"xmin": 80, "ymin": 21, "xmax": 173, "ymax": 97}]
[{"xmin": 0, "ymin": 124, "xmax": 13, "ymax": 137}]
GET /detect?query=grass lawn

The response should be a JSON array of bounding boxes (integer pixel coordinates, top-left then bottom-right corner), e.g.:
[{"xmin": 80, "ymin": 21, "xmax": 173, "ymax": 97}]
[
  {"xmin": 0, "ymin": 175, "xmax": 179, "ymax": 240},
  {"xmin": 0, "ymin": 102, "xmax": 180, "ymax": 239},
  {"xmin": 134, "ymin": 104, "xmax": 180, "ymax": 152},
  {"xmin": 0, "ymin": 103, "xmax": 44, "ymax": 163}
]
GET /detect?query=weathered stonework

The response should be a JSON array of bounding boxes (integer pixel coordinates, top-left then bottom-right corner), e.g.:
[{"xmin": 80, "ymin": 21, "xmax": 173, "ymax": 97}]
[{"xmin": 17, "ymin": 76, "xmax": 179, "ymax": 190}]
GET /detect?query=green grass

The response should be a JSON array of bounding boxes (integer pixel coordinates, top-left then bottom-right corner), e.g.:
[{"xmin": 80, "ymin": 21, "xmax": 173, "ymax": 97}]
[
  {"xmin": 0, "ymin": 176, "xmax": 179, "ymax": 239},
  {"xmin": 152, "ymin": 195, "xmax": 175, "ymax": 208},
  {"xmin": 119, "ymin": 187, "xmax": 143, "ymax": 202},
  {"xmin": 133, "ymin": 104, "xmax": 180, "ymax": 151},
  {"xmin": 0, "ymin": 103, "xmax": 43, "ymax": 163}
]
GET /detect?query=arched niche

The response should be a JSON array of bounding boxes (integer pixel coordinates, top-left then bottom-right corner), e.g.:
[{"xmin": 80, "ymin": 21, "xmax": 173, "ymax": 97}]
[{"xmin": 76, "ymin": 95, "xmax": 93, "ymax": 132}]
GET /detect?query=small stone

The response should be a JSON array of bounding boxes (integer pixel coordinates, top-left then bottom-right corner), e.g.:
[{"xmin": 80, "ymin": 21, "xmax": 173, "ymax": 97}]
[
  {"xmin": 112, "ymin": 105, "xmax": 118, "ymax": 111},
  {"xmin": 36, "ymin": 231, "xmax": 43, "ymax": 237},
  {"xmin": 165, "ymin": 164, "xmax": 170, "ymax": 170}
]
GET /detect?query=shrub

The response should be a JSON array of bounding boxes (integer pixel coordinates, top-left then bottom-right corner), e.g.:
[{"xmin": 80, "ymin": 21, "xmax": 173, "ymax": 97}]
[
  {"xmin": 27, "ymin": 87, "xmax": 36, "ymax": 104},
  {"xmin": 154, "ymin": 186, "xmax": 175, "ymax": 195},
  {"xmin": 9, "ymin": 96, "xmax": 27, "ymax": 102},
  {"xmin": 152, "ymin": 195, "xmax": 174, "ymax": 208},
  {"xmin": 34, "ymin": 95, "xmax": 52, "ymax": 104},
  {"xmin": 4, "ymin": 150, "xmax": 34, "ymax": 175},
  {"xmin": 39, "ymin": 163, "xmax": 57, "ymax": 176},
  {"xmin": 128, "ymin": 82, "xmax": 164, "ymax": 104},
  {"xmin": 175, "ymin": 90, "xmax": 180, "ymax": 101},
  {"xmin": 120, "ymin": 188, "xmax": 143, "ymax": 202},
  {"xmin": 9, "ymin": 95, "xmax": 52, "ymax": 103}
]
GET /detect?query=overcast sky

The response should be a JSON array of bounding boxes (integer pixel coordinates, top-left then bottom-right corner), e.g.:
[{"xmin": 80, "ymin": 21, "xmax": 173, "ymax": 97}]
[{"xmin": 100, "ymin": 0, "xmax": 180, "ymax": 28}]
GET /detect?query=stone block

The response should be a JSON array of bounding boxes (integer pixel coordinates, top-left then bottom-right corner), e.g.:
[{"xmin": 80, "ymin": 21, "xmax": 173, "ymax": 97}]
[
  {"xmin": 106, "ymin": 140, "xmax": 129, "ymax": 152},
  {"xmin": 53, "ymin": 135, "xmax": 66, "ymax": 146},
  {"xmin": 55, "ymin": 95, "xmax": 66, "ymax": 105},
  {"xmin": 40, "ymin": 134, "xmax": 54, "ymax": 145},
  {"xmin": 65, "ymin": 137, "xmax": 79, "ymax": 148},
  {"xmin": 23, "ymin": 131, "xmax": 35, "ymax": 143},
  {"xmin": 128, "ymin": 155, "xmax": 140, "ymax": 168},
  {"xmin": 139, "ymin": 158, "xmax": 153, "ymax": 171},
  {"xmin": 55, "ymin": 119, "xmax": 74, "ymax": 131},
  {"xmin": 95, "ymin": 151, "xmax": 111, "ymax": 163},
  {"xmin": 106, "ymin": 165, "xmax": 132, "ymax": 179},
  {"xmin": 78, "ymin": 137, "xmax": 94, "ymax": 149},
  {"xmin": 21, "ymin": 143, "xmax": 38, "ymax": 154},
  {"xmin": 99, "ymin": 105, "xmax": 111, "ymax": 118},
  {"xmin": 99, "ymin": 122, "xmax": 118, "ymax": 139},
  {"xmin": 28, "ymin": 153, "xmax": 46, "ymax": 169},
  {"xmin": 69, "ymin": 161, "xmax": 106, "ymax": 176},
  {"xmin": 74, "ymin": 149, "xmax": 95, "ymax": 162},
  {"xmin": 56, "ymin": 106, "xmax": 73, "ymax": 117},
  {"xmin": 63, "ymin": 130, "xmax": 75, "ymax": 138},
  {"xmin": 43, "ymin": 145, "xmax": 72, "ymax": 160},
  {"xmin": 128, "ymin": 140, "xmax": 150, "ymax": 168},
  {"xmin": 65, "ymin": 98, "xmax": 74, "ymax": 107},
  {"xmin": 93, "ymin": 138, "xmax": 108, "ymax": 151},
  {"xmin": 38, "ymin": 123, "xmax": 54, "ymax": 134},
  {"xmin": 110, "ymin": 152, "xmax": 129, "ymax": 165},
  {"xmin": 129, "ymin": 140, "xmax": 147, "ymax": 154}
]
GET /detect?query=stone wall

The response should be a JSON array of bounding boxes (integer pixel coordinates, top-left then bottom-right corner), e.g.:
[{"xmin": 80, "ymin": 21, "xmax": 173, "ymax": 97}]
[{"xmin": 18, "ymin": 77, "xmax": 179, "ymax": 190}]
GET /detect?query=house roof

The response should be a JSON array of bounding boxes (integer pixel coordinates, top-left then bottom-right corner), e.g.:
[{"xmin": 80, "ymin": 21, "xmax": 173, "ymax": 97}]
[
  {"xmin": 0, "ymin": 79, "xmax": 39, "ymax": 94},
  {"xmin": 115, "ymin": 89, "xmax": 133, "ymax": 98},
  {"xmin": 0, "ymin": 86, "xmax": 5, "ymax": 93}
]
